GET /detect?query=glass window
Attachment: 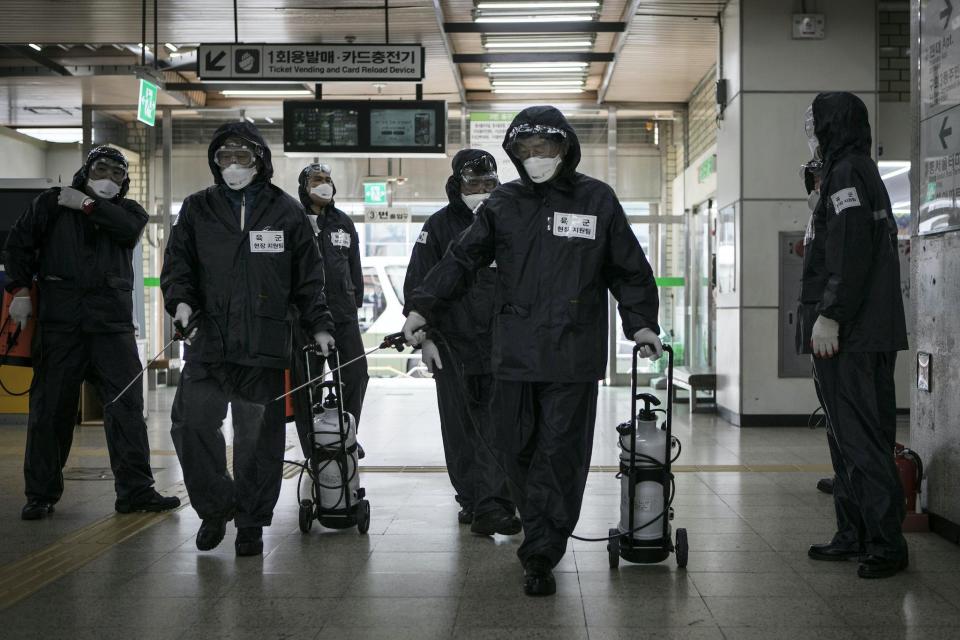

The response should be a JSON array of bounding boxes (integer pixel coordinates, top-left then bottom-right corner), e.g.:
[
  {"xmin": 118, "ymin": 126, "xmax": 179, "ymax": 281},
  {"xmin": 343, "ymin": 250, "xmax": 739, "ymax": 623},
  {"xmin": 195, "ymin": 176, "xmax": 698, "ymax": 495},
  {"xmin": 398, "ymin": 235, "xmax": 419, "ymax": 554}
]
[
  {"xmin": 385, "ymin": 264, "xmax": 407, "ymax": 305},
  {"xmin": 359, "ymin": 267, "xmax": 387, "ymax": 333}
]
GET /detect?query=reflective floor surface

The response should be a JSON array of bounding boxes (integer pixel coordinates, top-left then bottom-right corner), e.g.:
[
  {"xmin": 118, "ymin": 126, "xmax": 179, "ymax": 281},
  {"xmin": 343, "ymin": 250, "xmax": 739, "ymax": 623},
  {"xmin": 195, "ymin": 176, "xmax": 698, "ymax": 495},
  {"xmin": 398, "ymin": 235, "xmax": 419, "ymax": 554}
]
[{"xmin": 0, "ymin": 379, "xmax": 957, "ymax": 640}]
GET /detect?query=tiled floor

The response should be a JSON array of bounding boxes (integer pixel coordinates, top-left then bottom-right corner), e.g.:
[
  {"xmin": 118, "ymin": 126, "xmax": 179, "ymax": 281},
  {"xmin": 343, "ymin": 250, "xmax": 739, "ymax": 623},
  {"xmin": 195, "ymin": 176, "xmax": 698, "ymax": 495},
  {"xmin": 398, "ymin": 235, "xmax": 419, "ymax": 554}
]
[{"xmin": 1, "ymin": 380, "xmax": 958, "ymax": 640}]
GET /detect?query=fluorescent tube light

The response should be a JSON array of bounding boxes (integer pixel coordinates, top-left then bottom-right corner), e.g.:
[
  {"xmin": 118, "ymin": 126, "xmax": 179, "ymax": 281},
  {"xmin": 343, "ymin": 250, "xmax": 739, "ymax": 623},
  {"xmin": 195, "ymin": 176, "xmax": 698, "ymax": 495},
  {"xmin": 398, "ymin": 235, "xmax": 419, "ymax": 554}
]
[{"xmin": 221, "ymin": 90, "xmax": 313, "ymax": 97}]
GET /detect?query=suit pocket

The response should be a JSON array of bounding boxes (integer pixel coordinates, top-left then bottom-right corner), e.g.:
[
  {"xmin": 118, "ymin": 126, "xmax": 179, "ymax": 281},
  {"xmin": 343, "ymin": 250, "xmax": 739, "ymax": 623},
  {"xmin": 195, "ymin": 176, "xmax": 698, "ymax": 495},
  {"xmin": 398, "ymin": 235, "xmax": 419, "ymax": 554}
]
[{"xmin": 251, "ymin": 293, "xmax": 290, "ymax": 358}]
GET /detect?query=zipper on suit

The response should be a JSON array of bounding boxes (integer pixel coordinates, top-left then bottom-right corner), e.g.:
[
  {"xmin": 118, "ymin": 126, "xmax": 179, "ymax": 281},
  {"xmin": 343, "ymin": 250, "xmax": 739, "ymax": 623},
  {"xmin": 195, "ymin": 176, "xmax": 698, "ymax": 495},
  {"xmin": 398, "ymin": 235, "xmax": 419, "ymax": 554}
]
[{"xmin": 240, "ymin": 192, "xmax": 246, "ymax": 230}]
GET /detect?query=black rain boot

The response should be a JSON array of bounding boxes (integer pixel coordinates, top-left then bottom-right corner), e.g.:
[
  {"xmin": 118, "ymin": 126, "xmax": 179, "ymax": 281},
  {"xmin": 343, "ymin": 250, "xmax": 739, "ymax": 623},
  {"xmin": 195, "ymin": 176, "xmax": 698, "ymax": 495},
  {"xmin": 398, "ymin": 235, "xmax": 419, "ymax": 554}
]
[
  {"xmin": 116, "ymin": 489, "xmax": 181, "ymax": 514},
  {"xmin": 21, "ymin": 500, "xmax": 55, "ymax": 520},
  {"xmin": 196, "ymin": 516, "xmax": 230, "ymax": 551},
  {"xmin": 235, "ymin": 526, "xmax": 264, "ymax": 557},
  {"xmin": 523, "ymin": 555, "xmax": 556, "ymax": 597},
  {"xmin": 458, "ymin": 508, "xmax": 474, "ymax": 525},
  {"xmin": 471, "ymin": 511, "xmax": 522, "ymax": 536}
]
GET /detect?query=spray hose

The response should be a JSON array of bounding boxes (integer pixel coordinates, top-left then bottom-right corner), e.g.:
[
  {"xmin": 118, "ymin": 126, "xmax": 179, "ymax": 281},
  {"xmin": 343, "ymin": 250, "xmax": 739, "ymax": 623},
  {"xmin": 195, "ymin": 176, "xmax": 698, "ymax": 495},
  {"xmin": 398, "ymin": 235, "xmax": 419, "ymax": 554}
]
[{"xmin": 0, "ymin": 317, "xmax": 31, "ymax": 397}]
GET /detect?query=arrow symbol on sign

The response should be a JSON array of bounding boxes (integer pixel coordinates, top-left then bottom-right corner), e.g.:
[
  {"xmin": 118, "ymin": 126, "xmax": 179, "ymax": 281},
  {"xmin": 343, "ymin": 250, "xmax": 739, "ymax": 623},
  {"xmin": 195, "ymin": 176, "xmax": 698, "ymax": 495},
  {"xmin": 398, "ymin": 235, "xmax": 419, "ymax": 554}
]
[
  {"xmin": 943, "ymin": 0, "xmax": 953, "ymax": 29},
  {"xmin": 940, "ymin": 116, "xmax": 953, "ymax": 149},
  {"xmin": 205, "ymin": 50, "xmax": 226, "ymax": 72}
]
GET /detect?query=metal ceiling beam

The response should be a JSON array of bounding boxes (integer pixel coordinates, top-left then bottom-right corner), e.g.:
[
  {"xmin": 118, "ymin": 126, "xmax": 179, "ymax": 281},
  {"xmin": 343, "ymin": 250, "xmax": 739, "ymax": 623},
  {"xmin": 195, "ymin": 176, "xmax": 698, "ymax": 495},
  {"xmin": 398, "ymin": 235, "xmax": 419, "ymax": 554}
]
[
  {"xmin": 454, "ymin": 52, "xmax": 614, "ymax": 63},
  {"xmin": 431, "ymin": 0, "xmax": 468, "ymax": 106},
  {"xmin": 2, "ymin": 45, "xmax": 72, "ymax": 76},
  {"xmin": 596, "ymin": 0, "xmax": 645, "ymax": 105},
  {"xmin": 444, "ymin": 22, "xmax": 626, "ymax": 33}
]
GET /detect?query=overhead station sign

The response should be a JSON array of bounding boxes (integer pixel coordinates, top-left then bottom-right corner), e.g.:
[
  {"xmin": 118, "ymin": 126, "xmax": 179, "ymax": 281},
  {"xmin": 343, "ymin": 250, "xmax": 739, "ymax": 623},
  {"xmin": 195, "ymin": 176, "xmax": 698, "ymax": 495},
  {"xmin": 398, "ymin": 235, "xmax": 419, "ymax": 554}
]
[
  {"xmin": 197, "ymin": 43, "xmax": 425, "ymax": 82},
  {"xmin": 920, "ymin": 0, "xmax": 960, "ymax": 234}
]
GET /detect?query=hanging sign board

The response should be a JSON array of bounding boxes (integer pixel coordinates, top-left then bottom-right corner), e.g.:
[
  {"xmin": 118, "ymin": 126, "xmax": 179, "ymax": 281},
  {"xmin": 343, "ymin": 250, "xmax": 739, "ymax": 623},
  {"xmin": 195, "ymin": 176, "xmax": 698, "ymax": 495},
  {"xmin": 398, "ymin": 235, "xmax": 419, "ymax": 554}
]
[
  {"xmin": 364, "ymin": 207, "xmax": 410, "ymax": 223},
  {"xmin": 197, "ymin": 43, "xmax": 424, "ymax": 81}
]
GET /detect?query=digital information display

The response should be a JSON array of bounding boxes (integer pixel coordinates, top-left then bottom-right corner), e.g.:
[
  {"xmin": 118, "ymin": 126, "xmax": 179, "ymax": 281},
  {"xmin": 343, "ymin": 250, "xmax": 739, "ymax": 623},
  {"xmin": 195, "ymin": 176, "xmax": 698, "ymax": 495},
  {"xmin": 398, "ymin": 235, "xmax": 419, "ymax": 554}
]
[{"xmin": 284, "ymin": 100, "xmax": 446, "ymax": 155}]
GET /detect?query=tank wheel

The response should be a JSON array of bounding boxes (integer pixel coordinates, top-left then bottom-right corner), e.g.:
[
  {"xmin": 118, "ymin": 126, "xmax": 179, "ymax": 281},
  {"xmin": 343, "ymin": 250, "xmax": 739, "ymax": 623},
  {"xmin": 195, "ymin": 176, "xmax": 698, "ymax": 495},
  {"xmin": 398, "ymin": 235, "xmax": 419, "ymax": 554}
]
[
  {"xmin": 675, "ymin": 528, "xmax": 689, "ymax": 568},
  {"xmin": 298, "ymin": 500, "xmax": 314, "ymax": 534},
  {"xmin": 607, "ymin": 528, "xmax": 620, "ymax": 569},
  {"xmin": 357, "ymin": 499, "xmax": 371, "ymax": 535}
]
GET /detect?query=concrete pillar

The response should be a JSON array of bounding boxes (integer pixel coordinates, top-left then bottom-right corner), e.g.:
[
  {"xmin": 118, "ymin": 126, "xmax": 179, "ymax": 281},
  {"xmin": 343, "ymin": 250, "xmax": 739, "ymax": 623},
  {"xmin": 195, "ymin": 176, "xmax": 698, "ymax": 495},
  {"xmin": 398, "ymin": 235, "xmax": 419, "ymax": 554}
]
[{"xmin": 716, "ymin": 0, "xmax": 879, "ymax": 426}]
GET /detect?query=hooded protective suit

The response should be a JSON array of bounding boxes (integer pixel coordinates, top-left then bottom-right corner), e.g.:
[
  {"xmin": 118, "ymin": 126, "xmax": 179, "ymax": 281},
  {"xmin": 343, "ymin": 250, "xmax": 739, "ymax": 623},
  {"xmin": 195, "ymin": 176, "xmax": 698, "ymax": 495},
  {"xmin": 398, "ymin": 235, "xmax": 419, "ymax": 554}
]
[
  {"xmin": 403, "ymin": 149, "xmax": 513, "ymax": 519},
  {"xmin": 290, "ymin": 166, "xmax": 368, "ymax": 450},
  {"xmin": 4, "ymin": 146, "xmax": 158, "ymax": 507},
  {"xmin": 162, "ymin": 121, "xmax": 332, "ymax": 531},
  {"xmin": 797, "ymin": 92, "xmax": 908, "ymax": 562},
  {"xmin": 408, "ymin": 106, "xmax": 660, "ymax": 568}
]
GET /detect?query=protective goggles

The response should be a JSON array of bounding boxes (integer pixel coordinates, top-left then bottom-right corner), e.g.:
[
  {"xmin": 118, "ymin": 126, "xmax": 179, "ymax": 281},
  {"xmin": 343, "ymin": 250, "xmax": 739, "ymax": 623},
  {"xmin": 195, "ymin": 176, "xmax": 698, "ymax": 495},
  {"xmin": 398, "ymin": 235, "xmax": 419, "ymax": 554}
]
[
  {"xmin": 803, "ymin": 105, "xmax": 816, "ymax": 140},
  {"xmin": 303, "ymin": 163, "xmax": 333, "ymax": 181},
  {"xmin": 214, "ymin": 143, "xmax": 260, "ymax": 169},
  {"xmin": 89, "ymin": 158, "xmax": 128, "ymax": 182},
  {"xmin": 506, "ymin": 124, "xmax": 567, "ymax": 158},
  {"xmin": 460, "ymin": 156, "xmax": 498, "ymax": 190},
  {"xmin": 799, "ymin": 159, "xmax": 822, "ymax": 195}
]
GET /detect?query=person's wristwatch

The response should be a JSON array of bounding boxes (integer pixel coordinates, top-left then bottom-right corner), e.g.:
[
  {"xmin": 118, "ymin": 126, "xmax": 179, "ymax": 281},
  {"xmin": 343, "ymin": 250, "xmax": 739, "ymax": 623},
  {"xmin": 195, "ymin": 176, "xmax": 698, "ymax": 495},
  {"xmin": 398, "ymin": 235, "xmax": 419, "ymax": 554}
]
[{"xmin": 81, "ymin": 197, "xmax": 96, "ymax": 215}]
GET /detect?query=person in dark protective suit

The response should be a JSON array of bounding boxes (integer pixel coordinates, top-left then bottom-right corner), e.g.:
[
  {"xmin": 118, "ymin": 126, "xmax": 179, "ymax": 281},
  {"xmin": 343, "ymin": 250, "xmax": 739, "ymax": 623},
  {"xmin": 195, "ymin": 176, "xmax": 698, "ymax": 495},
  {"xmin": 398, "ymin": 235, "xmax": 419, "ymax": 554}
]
[
  {"xmin": 797, "ymin": 92, "xmax": 909, "ymax": 579},
  {"xmin": 161, "ymin": 122, "xmax": 335, "ymax": 557},
  {"xmin": 403, "ymin": 106, "xmax": 662, "ymax": 596},
  {"xmin": 4, "ymin": 146, "xmax": 181, "ymax": 520},
  {"xmin": 403, "ymin": 149, "xmax": 521, "ymax": 536},
  {"xmin": 290, "ymin": 163, "xmax": 368, "ymax": 448}
]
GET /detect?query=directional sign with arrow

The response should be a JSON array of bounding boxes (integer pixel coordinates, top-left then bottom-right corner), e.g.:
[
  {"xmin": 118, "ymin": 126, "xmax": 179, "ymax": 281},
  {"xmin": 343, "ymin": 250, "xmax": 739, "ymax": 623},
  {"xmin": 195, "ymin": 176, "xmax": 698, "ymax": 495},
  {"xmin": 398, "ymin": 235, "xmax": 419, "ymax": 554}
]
[
  {"xmin": 198, "ymin": 45, "xmax": 232, "ymax": 78},
  {"xmin": 941, "ymin": 115, "xmax": 953, "ymax": 149}
]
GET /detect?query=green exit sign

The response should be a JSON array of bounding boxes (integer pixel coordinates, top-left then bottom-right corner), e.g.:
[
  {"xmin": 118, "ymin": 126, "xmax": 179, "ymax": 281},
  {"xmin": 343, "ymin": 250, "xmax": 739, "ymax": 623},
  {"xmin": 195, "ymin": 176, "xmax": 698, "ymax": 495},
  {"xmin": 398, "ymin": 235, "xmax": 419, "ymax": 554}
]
[
  {"xmin": 364, "ymin": 182, "xmax": 388, "ymax": 206},
  {"xmin": 698, "ymin": 154, "xmax": 716, "ymax": 183},
  {"xmin": 137, "ymin": 78, "xmax": 158, "ymax": 127}
]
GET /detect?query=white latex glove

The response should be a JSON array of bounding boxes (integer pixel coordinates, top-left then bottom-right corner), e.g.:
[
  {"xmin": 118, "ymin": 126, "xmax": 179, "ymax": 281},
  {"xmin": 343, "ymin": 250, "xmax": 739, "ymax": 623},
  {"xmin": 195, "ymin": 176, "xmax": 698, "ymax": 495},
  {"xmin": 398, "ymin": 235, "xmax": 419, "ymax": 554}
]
[
  {"xmin": 402, "ymin": 310, "xmax": 427, "ymax": 347},
  {"xmin": 420, "ymin": 339, "xmax": 443, "ymax": 374},
  {"xmin": 314, "ymin": 331, "xmax": 336, "ymax": 357},
  {"xmin": 174, "ymin": 302, "xmax": 198, "ymax": 342},
  {"xmin": 58, "ymin": 186, "xmax": 89, "ymax": 211},
  {"xmin": 8, "ymin": 290, "xmax": 32, "ymax": 330},
  {"xmin": 811, "ymin": 316, "xmax": 840, "ymax": 358},
  {"xmin": 633, "ymin": 328, "xmax": 664, "ymax": 361}
]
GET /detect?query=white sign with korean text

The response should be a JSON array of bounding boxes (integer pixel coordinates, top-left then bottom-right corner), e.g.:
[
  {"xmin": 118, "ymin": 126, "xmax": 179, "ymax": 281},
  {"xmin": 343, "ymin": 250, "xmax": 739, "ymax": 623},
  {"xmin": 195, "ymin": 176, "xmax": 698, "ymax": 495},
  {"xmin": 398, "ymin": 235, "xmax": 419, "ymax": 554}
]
[
  {"xmin": 250, "ymin": 230, "xmax": 285, "ymax": 253},
  {"xmin": 198, "ymin": 44, "xmax": 424, "ymax": 81},
  {"xmin": 553, "ymin": 213, "xmax": 597, "ymax": 240},
  {"xmin": 365, "ymin": 207, "xmax": 411, "ymax": 224}
]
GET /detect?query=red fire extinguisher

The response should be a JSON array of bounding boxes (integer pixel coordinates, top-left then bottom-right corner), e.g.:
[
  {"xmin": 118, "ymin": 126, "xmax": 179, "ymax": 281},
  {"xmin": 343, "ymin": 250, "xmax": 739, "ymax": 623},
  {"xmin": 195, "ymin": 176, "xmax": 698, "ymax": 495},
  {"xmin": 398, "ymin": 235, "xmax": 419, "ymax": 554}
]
[{"xmin": 895, "ymin": 443, "xmax": 929, "ymax": 532}]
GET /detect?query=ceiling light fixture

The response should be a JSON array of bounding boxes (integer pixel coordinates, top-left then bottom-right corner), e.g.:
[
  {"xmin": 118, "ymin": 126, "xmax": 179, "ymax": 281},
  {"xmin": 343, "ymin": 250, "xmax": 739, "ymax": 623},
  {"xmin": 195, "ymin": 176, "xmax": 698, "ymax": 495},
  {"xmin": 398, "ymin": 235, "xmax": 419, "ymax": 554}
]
[
  {"xmin": 16, "ymin": 127, "xmax": 83, "ymax": 143},
  {"xmin": 28, "ymin": 43, "xmax": 42, "ymax": 51},
  {"xmin": 486, "ymin": 61, "xmax": 589, "ymax": 69},
  {"xmin": 476, "ymin": 14, "xmax": 594, "ymax": 22},
  {"xmin": 486, "ymin": 66, "xmax": 588, "ymax": 74},
  {"xmin": 492, "ymin": 79, "xmax": 584, "ymax": 86},
  {"xmin": 265, "ymin": 116, "xmax": 275, "ymax": 124},
  {"xmin": 484, "ymin": 39, "xmax": 593, "ymax": 48},
  {"xmin": 492, "ymin": 87, "xmax": 585, "ymax": 93},
  {"xmin": 165, "ymin": 43, "xmax": 178, "ymax": 52},
  {"xmin": 220, "ymin": 89, "xmax": 313, "ymax": 97},
  {"xmin": 477, "ymin": 1, "xmax": 600, "ymax": 8}
]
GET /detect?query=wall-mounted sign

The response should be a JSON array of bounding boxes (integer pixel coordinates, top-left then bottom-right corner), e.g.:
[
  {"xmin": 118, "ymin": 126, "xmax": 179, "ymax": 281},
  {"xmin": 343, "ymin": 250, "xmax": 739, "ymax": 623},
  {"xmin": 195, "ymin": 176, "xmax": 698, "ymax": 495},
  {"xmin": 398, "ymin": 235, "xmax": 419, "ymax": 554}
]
[
  {"xmin": 697, "ymin": 154, "xmax": 717, "ymax": 183},
  {"xmin": 470, "ymin": 112, "xmax": 519, "ymax": 184},
  {"xmin": 137, "ymin": 78, "xmax": 158, "ymax": 127},
  {"xmin": 283, "ymin": 100, "xmax": 447, "ymax": 155},
  {"xmin": 198, "ymin": 43, "xmax": 424, "ymax": 81},
  {"xmin": 363, "ymin": 182, "xmax": 388, "ymax": 206},
  {"xmin": 364, "ymin": 206, "xmax": 410, "ymax": 224}
]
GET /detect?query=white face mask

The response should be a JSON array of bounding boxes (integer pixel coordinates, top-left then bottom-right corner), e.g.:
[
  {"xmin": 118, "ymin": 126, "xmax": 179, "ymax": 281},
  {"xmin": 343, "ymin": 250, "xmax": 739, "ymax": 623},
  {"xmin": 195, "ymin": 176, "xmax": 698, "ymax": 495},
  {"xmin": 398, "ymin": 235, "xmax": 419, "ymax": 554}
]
[
  {"xmin": 311, "ymin": 184, "xmax": 334, "ymax": 201},
  {"xmin": 523, "ymin": 156, "xmax": 562, "ymax": 184},
  {"xmin": 807, "ymin": 189, "xmax": 820, "ymax": 213},
  {"xmin": 461, "ymin": 192, "xmax": 490, "ymax": 211},
  {"xmin": 87, "ymin": 178, "xmax": 120, "ymax": 199},
  {"xmin": 221, "ymin": 164, "xmax": 257, "ymax": 190}
]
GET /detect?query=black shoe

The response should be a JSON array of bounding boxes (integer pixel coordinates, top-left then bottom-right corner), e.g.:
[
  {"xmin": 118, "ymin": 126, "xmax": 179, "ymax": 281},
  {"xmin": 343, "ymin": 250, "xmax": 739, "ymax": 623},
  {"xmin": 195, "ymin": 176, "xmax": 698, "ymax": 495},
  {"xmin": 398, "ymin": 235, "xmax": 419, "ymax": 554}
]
[
  {"xmin": 196, "ymin": 517, "xmax": 230, "ymax": 551},
  {"xmin": 471, "ymin": 511, "xmax": 523, "ymax": 536},
  {"xmin": 235, "ymin": 526, "xmax": 264, "ymax": 557},
  {"xmin": 458, "ymin": 508, "xmax": 474, "ymax": 525},
  {"xmin": 808, "ymin": 540, "xmax": 862, "ymax": 562},
  {"xmin": 858, "ymin": 552, "xmax": 908, "ymax": 579},
  {"xmin": 523, "ymin": 555, "xmax": 556, "ymax": 597},
  {"xmin": 115, "ymin": 490, "xmax": 181, "ymax": 514},
  {"xmin": 21, "ymin": 500, "xmax": 55, "ymax": 520},
  {"xmin": 816, "ymin": 477, "xmax": 834, "ymax": 494}
]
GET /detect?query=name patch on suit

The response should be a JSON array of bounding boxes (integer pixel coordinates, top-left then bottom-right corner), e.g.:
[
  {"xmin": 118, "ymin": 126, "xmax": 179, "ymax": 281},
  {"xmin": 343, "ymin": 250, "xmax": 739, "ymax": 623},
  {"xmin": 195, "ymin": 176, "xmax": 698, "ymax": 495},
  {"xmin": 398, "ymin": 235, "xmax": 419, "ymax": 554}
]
[
  {"xmin": 553, "ymin": 213, "xmax": 597, "ymax": 240},
  {"xmin": 331, "ymin": 230, "xmax": 351, "ymax": 248},
  {"xmin": 417, "ymin": 231, "xmax": 429, "ymax": 244},
  {"xmin": 250, "ymin": 230, "xmax": 284, "ymax": 253},
  {"xmin": 830, "ymin": 188, "xmax": 861, "ymax": 214}
]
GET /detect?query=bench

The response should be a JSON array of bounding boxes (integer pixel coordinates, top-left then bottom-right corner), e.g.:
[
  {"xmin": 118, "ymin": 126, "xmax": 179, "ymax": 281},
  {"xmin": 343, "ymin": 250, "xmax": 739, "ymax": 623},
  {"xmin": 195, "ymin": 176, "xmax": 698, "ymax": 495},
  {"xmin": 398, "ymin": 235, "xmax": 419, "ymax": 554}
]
[{"xmin": 671, "ymin": 367, "xmax": 717, "ymax": 413}]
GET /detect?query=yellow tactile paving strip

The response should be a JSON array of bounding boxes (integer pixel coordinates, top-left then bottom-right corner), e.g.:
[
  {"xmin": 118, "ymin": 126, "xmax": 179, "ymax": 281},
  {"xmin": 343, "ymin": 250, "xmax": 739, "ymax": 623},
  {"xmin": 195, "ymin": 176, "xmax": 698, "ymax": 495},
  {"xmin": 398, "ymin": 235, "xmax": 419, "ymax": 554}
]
[{"xmin": 0, "ymin": 456, "xmax": 833, "ymax": 610}]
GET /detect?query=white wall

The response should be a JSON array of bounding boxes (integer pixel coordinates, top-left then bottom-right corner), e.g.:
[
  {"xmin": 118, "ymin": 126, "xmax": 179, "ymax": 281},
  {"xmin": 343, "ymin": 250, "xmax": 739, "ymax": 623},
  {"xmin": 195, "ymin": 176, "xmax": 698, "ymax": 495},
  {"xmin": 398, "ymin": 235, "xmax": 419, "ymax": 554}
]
[{"xmin": 0, "ymin": 127, "xmax": 47, "ymax": 179}]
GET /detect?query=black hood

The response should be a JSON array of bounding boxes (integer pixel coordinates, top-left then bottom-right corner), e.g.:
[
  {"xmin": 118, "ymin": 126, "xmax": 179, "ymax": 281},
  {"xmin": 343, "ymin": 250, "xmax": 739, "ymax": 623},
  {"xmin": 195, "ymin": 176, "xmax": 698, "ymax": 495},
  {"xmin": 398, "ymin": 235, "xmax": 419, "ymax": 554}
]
[
  {"xmin": 71, "ymin": 145, "xmax": 130, "ymax": 200},
  {"xmin": 207, "ymin": 121, "xmax": 273, "ymax": 185},
  {"xmin": 445, "ymin": 148, "xmax": 498, "ymax": 211},
  {"xmin": 812, "ymin": 92, "xmax": 871, "ymax": 171},
  {"xmin": 297, "ymin": 164, "xmax": 337, "ymax": 211},
  {"xmin": 502, "ymin": 105, "xmax": 581, "ymax": 187}
]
